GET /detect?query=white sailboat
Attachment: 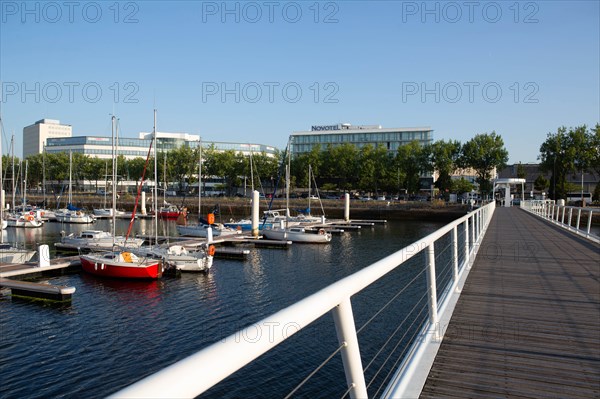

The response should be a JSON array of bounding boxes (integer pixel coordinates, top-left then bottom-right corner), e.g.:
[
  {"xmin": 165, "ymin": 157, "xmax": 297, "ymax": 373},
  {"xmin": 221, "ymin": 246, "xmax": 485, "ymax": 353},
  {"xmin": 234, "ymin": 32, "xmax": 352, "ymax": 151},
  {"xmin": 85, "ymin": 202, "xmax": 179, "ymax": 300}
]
[
  {"xmin": 6, "ymin": 160, "xmax": 44, "ymax": 228},
  {"xmin": 175, "ymin": 141, "xmax": 240, "ymax": 239},
  {"xmin": 140, "ymin": 110, "xmax": 214, "ymax": 272},
  {"xmin": 58, "ymin": 117, "xmax": 143, "ymax": 252},
  {"xmin": 79, "ymin": 115, "xmax": 160, "ymax": 280},
  {"xmin": 0, "ymin": 119, "xmax": 36, "ymax": 263},
  {"xmin": 55, "ymin": 150, "xmax": 96, "ymax": 224},
  {"xmin": 262, "ymin": 147, "xmax": 331, "ymax": 244}
]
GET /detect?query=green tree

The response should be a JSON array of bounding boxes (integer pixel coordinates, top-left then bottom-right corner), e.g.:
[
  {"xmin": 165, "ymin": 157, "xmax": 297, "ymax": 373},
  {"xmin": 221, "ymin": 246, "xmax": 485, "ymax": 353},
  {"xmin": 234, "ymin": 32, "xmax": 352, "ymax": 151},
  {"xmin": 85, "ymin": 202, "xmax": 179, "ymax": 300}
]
[
  {"xmin": 396, "ymin": 140, "xmax": 430, "ymax": 194},
  {"xmin": 451, "ymin": 177, "xmax": 474, "ymax": 195},
  {"xmin": 322, "ymin": 143, "xmax": 359, "ymax": 191},
  {"xmin": 538, "ymin": 125, "xmax": 597, "ymax": 200},
  {"xmin": 357, "ymin": 145, "xmax": 377, "ymax": 193},
  {"xmin": 533, "ymin": 175, "xmax": 549, "ymax": 193},
  {"xmin": 168, "ymin": 145, "xmax": 196, "ymax": 192},
  {"xmin": 460, "ymin": 132, "xmax": 509, "ymax": 197},
  {"xmin": 429, "ymin": 140, "xmax": 462, "ymax": 198}
]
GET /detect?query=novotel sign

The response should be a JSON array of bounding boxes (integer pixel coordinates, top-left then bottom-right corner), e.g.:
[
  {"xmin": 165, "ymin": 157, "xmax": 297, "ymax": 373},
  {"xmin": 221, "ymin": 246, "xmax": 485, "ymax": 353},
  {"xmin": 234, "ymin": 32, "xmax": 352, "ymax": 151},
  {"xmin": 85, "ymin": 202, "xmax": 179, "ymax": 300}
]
[{"xmin": 311, "ymin": 124, "xmax": 340, "ymax": 131}]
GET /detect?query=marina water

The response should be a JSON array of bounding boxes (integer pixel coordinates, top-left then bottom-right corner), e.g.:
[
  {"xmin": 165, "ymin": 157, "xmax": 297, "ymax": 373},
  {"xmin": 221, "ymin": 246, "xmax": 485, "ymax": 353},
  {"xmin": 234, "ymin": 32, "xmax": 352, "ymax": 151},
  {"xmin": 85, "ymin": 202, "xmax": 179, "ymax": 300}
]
[{"xmin": 1, "ymin": 218, "xmax": 446, "ymax": 398}]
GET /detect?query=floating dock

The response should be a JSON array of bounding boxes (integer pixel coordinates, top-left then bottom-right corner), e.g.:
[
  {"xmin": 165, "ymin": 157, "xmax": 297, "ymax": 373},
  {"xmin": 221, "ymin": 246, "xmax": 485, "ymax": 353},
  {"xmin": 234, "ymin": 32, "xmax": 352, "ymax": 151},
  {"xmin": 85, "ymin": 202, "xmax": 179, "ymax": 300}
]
[
  {"xmin": 0, "ymin": 277, "xmax": 76, "ymax": 301},
  {"xmin": 0, "ymin": 256, "xmax": 81, "ymax": 278}
]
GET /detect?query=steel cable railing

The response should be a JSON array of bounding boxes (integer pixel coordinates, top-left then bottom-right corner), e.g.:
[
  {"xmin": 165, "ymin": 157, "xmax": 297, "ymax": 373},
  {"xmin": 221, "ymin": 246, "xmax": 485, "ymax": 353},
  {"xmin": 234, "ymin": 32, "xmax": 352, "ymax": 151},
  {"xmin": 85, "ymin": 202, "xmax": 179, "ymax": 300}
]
[{"xmin": 110, "ymin": 202, "xmax": 496, "ymax": 399}]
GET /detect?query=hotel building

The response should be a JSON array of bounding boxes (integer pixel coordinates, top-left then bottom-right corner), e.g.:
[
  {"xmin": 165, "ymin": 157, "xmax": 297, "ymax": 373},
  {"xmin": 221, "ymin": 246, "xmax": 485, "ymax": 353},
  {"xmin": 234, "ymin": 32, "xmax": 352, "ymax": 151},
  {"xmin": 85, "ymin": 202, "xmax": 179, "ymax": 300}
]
[{"xmin": 289, "ymin": 123, "xmax": 433, "ymax": 156}]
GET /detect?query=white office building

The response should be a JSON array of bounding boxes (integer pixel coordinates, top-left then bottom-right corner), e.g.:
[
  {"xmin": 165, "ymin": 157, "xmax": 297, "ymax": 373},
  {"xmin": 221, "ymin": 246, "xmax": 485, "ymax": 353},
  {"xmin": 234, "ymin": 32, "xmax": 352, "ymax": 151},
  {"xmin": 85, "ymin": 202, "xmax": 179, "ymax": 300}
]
[
  {"xmin": 23, "ymin": 119, "xmax": 72, "ymax": 159},
  {"xmin": 290, "ymin": 123, "xmax": 433, "ymax": 156}
]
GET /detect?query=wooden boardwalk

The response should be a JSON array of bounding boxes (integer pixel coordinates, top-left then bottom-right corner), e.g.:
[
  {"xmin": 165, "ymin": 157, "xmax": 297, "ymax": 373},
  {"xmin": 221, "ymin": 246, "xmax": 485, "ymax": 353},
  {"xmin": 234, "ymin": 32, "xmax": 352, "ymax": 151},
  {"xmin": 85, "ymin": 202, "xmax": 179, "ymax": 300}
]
[{"xmin": 421, "ymin": 207, "xmax": 600, "ymax": 398}]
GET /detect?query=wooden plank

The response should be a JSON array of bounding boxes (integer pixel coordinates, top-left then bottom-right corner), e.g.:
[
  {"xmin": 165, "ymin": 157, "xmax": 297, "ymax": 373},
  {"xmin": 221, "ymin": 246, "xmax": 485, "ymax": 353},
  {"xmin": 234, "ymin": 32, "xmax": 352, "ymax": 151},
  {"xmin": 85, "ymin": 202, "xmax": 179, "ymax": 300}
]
[{"xmin": 420, "ymin": 207, "xmax": 600, "ymax": 398}]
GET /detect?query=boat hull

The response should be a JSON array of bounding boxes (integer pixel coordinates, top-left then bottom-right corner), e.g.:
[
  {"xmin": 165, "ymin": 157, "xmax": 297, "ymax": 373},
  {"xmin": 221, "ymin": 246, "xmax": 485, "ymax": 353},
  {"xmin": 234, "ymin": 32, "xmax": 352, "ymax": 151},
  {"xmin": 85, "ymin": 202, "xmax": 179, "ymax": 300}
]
[
  {"xmin": 80, "ymin": 254, "xmax": 162, "ymax": 279},
  {"xmin": 176, "ymin": 224, "xmax": 241, "ymax": 238},
  {"xmin": 262, "ymin": 228, "xmax": 332, "ymax": 243}
]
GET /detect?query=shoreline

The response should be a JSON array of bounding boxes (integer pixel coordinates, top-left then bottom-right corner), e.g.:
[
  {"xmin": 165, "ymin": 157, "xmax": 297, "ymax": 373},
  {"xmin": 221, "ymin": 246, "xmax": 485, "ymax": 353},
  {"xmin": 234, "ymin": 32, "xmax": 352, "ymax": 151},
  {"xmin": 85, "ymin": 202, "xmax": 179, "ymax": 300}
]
[{"xmin": 22, "ymin": 194, "xmax": 600, "ymax": 224}]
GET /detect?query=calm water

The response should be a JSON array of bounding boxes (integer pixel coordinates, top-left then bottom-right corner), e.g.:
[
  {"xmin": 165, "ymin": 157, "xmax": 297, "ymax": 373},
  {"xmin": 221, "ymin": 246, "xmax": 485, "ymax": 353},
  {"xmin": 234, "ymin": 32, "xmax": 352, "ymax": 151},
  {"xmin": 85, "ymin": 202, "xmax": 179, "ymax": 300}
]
[{"xmin": 0, "ymin": 218, "xmax": 458, "ymax": 398}]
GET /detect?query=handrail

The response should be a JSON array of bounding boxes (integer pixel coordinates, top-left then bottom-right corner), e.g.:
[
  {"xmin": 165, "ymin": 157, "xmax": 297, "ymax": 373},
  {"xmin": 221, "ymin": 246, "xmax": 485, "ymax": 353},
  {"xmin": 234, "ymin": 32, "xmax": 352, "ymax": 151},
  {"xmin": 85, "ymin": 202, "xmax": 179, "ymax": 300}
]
[
  {"xmin": 110, "ymin": 201, "xmax": 496, "ymax": 399},
  {"xmin": 521, "ymin": 200, "xmax": 599, "ymax": 243}
]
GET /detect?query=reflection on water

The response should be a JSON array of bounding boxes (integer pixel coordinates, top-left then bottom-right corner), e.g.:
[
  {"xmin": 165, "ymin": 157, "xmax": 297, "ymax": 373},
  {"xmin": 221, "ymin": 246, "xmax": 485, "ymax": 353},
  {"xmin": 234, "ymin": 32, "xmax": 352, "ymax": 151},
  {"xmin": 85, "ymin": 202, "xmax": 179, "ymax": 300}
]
[{"xmin": 0, "ymin": 219, "xmax": 447, "ymax": 399}]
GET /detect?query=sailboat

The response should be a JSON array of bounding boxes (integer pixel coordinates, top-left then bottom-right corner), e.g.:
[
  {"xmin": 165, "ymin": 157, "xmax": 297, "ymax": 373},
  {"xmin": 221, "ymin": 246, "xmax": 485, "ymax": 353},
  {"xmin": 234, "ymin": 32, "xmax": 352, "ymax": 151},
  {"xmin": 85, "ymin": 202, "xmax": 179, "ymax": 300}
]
[
  {"xmin": 261, "ymin": 145, "xmax": 332, "ymax": 244},
  {"xmin": 55, "ymin": 150, "xmax": 96, "ymax": 224},
  {"xmin": 0, "ymin": 119, "xmax": 36, "ymax": 263},
  {"xmin": 223, "ymin": 150, "xmax": 275, "ymax": 231},
  {"xmin": 6, "ymin": 160, "xmax": 44, "ymax": 228},
  {"xmin": 175, "ymin": 144, "xmax": 240, "ymax": 239},
  {"xmin": 80, "ymin": 115, "xmax": 161, "ymax": 279}
]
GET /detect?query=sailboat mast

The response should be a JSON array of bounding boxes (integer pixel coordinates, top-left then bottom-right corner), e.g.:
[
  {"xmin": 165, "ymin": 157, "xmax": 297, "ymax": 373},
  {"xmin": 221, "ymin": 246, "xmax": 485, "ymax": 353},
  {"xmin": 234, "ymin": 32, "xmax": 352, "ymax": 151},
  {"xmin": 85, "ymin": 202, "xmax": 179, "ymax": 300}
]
[
  {"xmin": 11, "ymin": 136, "xmax": 15, "ymax": 211},
  {"xmin": 68, "ymin": 150, "xmax": 72, "ymax": 205},
  {"xmin": 250, "ymin": 150, "xmax": 254, "ymax": 192},
  {"xmin": 42, "ymin": 146, "xmax": 46, "ymax": 207},
  {"xmin": 308, "ymin": 164, "xmax": 312, "ymax": 212},
  {"xmin": 153, "ymin": 109, "xmax": 158, "ymax": 243},
  {"xmin": 0, "ymin": 124, "xmax": 4, "ymax": 239},
  {"xmin": 198, "ymin": 140, "xmax": 202, "ymax": 220},
  {"xmin": 23, "ymin": 160, "xmax": 28, "ymax": 209},
  {"xmin": 111, "ymin": 115, "xmax": 117, "ymax": 236},
  {"xmin": 163, "ymin": 152, "xmax": 167, "ymax": 205}
]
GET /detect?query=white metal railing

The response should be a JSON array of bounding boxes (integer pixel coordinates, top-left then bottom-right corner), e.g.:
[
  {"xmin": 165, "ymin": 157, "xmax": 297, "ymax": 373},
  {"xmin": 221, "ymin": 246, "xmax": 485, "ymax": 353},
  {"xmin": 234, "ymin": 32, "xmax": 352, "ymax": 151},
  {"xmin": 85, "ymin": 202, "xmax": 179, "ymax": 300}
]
[
  {"xmin": 521, "ymin": 200, "xmax": 599, "ymax": 243},
  {"xmin": 110, "ymin": 202, "xmax": 496, "ymax": 399}
]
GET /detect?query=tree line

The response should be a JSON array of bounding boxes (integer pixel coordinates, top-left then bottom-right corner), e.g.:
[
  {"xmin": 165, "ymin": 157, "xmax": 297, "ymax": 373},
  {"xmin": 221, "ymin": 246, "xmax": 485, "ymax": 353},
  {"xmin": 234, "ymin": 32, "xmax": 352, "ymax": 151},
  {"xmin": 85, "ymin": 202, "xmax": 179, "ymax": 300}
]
[
  {"xmin": 4, "ymin": 132, "xmax": 510, "ymax": 199},
  {"xmin": 537, "ymin": 124, "xmax": 600, "ymax": 201}
]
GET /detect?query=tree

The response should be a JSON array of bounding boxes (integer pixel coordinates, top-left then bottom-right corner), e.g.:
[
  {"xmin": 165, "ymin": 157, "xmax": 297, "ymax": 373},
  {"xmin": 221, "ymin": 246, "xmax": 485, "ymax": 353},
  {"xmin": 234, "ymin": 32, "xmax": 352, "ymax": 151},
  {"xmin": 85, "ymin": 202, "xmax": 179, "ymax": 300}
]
[
  {"xmin": 321, "ymin": 143, "xmax": 359, "ymax": 191},
  {"xmin": 357, "ymin": 144, "xmax": 377, "ymax": 193},
  {"xmin": 538, "ymin": 125, "xmax": 597, "ymax": 200},
  {"xmin": 533, "ymin": 175, "xmax": 549, "ymax": 193},
  {"xmin": 460, "ymin": 132, "xmax": 508, "ymax": 197},
  {"xmin": 429, "ymin": 140, "xmax": 462, "ymax": 198},
  {"xmin": 396, "ymin": 140, "xmax": 430, "ymax": 194},
  {"xmin": 593, "ymin": 182, "xmax": 600, "ymax": 202},
  {"xmin": 451, "ymin": 177, "xmax": 474, "ymax": 195}
]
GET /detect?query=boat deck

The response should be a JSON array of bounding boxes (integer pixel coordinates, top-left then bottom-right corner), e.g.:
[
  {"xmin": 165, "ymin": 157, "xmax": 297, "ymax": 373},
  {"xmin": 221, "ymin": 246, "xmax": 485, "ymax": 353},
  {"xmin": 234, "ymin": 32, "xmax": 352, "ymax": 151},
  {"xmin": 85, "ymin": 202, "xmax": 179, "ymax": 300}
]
[{"xmin": 420, "ymin": 207, "xmax": 600, "ymax": 398}]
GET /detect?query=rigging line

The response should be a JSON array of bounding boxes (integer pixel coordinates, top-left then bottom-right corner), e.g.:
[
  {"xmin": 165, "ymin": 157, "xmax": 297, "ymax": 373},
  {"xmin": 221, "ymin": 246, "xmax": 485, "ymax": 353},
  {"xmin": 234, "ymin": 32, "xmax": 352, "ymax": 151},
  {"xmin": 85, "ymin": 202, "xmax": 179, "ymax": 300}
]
[
  {"xmin": 356, "ymin": 266, "xmax": 427, "ymax": 335},
  {"xmin": 283, "ymin": 343, "xmax": 346, "ymax": 399},
  {"xmin": 311, "ymin": 168, "xmax": 326, "ymax": 216},
  {"xmin": 363, "ymin": 290, "xmax": 429, "ymax": 374},
  {"xmin": 370, "ymin": 304, "xmax": 430, "ymax": 397},
  {"xmin": 125, "ymin": 135, "xmax": 154, "ymax": 241},
  {"xmin": 262, "ymin": 143, "xmax": 288, "ymax": 228}
]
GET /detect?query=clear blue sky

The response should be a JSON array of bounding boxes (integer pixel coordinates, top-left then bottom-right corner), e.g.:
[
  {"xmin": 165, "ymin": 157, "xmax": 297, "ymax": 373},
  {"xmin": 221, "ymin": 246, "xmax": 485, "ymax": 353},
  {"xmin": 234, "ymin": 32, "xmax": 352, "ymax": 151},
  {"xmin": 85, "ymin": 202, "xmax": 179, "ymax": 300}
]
[{"xmin": 1, "ymin": 1, "xmax": 599, "ymax": 163}]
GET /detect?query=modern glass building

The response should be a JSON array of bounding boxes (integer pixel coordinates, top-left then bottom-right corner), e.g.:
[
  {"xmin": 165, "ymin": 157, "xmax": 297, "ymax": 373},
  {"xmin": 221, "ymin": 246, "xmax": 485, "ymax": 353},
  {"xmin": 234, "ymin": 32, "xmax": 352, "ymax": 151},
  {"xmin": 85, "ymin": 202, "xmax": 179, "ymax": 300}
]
[
  {"xmin": 45, "ymin": 132, "xmax": 278, "ymax": 160},
  {"xmin": 290, "ymin": 123, "xmax": 433, "ymax": 156}
]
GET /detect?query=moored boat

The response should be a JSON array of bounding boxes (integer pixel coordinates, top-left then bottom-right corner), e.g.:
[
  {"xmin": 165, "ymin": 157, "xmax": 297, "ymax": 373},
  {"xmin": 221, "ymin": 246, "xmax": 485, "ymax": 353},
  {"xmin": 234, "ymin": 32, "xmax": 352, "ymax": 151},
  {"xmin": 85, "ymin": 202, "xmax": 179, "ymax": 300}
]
[
  {"xmin": 55, "ymin": 208, "xmax": 96, "ymax": 224},
  {"xmin": 159, "ymin": 204, "xmax": 180, "ymax": 219},
  {"xmin": 0, "ymin": 243, "xmax": 36, "ymax": 264},
  {"xmin": 80, "ymin": 251, "xmax": 163, "ymax": 279},
  {"xmin": 262, "ymin": 225, "xmax": 332, "ymax": 243},
  {"xmin": 6, "ymin": 211, "xmax": 44, "ymax": 228},
  {"xmin": 55, "ymin": 230, "xmax": 144, "ymax": 252}
]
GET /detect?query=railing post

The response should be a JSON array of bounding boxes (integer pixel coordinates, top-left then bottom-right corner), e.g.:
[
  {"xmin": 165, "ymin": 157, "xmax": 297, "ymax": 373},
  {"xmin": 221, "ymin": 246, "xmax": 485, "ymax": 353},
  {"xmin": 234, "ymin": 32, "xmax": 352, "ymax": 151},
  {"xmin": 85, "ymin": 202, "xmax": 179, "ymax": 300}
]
[
  {"xmin": 332, "ymin": 298, "xmax": 368, "ymax": 399},
  {"xmin": 426, "ymin": 243, "xmax": 439, "ymax": 340},
  {"xmin": 451, "ymin": 226, "xmax": 458, "ymax": 288},
  {"xmin": 464, "ymin": 219, "xmax": 470, "ymax": 267},
  {"xmin": 561, "ymin": 206, "xmax": 566, "ymax": 225},
  {"xmin": 576, "ymin": 209, "xmax": 582, "ymax": 231},
  {"xmin": 568, "ymin": 208, "xmax": 573, "ymax": 230},
  {"xmin": 470, "ymin": 213, "xmax": 475, "ymax": 250},
  {"xmin": 587, "ymin": 210, "xmax": 593, "ymax": 237}
]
